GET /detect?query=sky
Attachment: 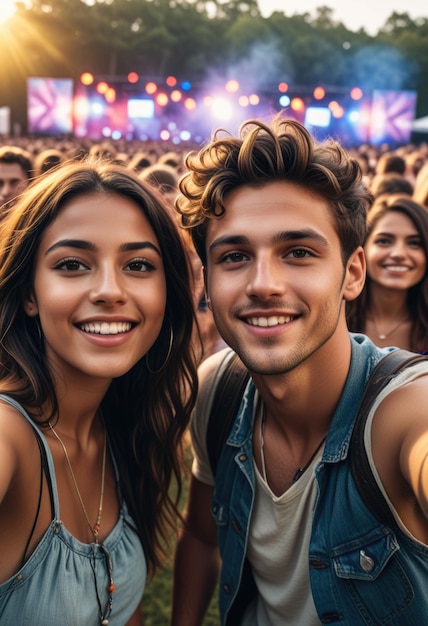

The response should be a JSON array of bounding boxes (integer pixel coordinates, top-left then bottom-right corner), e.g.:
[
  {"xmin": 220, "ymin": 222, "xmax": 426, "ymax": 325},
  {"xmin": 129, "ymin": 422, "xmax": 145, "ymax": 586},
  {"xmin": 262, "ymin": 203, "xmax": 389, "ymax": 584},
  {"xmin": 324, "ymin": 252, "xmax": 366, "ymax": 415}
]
[
  {"xmin": 257, "ymin": 0, "xmax": 428, "ymax": 35},
  {"xmin": 1, "ymin": 1, "xmax": 427, "ymax": 32}
]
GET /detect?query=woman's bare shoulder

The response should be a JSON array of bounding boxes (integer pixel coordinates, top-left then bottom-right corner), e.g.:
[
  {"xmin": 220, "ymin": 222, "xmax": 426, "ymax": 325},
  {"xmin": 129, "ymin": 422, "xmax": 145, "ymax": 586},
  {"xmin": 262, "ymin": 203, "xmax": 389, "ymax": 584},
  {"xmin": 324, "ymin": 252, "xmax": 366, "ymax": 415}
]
[{"xmin": 0, "ymin": 398, "xmax": 38, "ymax": 502}]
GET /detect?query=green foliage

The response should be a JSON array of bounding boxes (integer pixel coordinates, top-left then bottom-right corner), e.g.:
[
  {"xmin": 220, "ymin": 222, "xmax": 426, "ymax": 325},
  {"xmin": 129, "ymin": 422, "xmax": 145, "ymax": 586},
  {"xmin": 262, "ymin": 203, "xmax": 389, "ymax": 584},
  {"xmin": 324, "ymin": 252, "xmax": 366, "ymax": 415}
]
[
  {"xmin": 141, "ymin": 443, "xmax": 220, "ymax": 625},
  {"xmin": 1, "ymin": 0, "xmax": 428, "ymax": 128},
  {"xmin": 142, "ymin": 558, "xmax": 220, "ymax": 625}
]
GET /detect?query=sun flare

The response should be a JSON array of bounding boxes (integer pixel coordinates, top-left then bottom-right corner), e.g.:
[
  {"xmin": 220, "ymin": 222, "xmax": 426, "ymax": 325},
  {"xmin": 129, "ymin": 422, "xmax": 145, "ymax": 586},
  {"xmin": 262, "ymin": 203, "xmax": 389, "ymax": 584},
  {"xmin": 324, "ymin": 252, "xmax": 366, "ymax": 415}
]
[{"xmin": 0, "ymin": 0, "xmax": 18, "ymax": 25}]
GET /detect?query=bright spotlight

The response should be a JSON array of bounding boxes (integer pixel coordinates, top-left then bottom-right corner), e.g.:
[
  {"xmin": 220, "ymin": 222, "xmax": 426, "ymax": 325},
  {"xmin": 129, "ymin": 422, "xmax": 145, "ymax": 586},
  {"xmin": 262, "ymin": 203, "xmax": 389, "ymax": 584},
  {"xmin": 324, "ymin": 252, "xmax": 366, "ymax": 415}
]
[
  {"xmin": 91, "ymin": 101, "xmax": 105, "ymax": 116},
  {"xmin": 305, "ymin": 107, "xmax": 331, "ymax": 128},
  {"xmin": 211, "ymin": 97, "xmax": 233, "ymax": 120}
]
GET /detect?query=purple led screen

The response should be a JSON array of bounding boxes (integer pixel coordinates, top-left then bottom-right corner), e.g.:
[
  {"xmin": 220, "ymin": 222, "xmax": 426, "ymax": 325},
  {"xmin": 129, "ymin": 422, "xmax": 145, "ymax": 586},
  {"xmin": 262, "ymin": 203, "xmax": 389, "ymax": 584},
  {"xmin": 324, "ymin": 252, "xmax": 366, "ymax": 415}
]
[
  {"xmin": 27, "ymin": 78, "xmax": 73, "ymax": 135},
  {"xmin": 368, "ymin": 90, "xmax": 418, "ymax": 145}
]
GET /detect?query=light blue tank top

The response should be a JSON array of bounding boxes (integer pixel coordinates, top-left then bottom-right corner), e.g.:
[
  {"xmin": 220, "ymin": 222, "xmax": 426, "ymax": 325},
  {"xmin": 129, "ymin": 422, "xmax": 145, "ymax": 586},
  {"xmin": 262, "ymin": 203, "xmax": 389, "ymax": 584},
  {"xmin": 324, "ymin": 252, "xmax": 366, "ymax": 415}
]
[{"xmin": 0, "ymin": 395, "xmax": 147, "ymax": 625}]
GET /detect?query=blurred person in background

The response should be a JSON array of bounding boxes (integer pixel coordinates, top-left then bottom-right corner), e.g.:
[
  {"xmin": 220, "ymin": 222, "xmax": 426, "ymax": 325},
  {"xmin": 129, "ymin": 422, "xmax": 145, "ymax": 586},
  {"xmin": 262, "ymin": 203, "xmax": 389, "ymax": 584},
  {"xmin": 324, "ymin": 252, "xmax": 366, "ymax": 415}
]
[
  {"xmin": 33, "ymin": 148, "xmax": 65, "ymax": 177},
  {"xmin": 370, "ymin": 172, "xmax": 414, "ymax": 199},
  {"xmin": 128, "ymin": 151, "xmax": 153, "ymax": 174},
  {"xmin": 139, "ymin": 163, "xmax": 179, "ymax": 201},
  {"xmin": 374, "ymin": 152, "xmax": 406, "ymax": 176},
  {"xmin": 139, "ymin": 160, "xmax": 226, "ymax": 362},
  {"xmin": 0, "ymin": 145, "xmax": 33, "ymax": 214},
  {"xmin": 412, "ymin": 160, "xmax": 428, "ymax": 209},
  {"xmin": 404, "ymin": 150, "xmax": 426, "ymax": 186},
  {"xmin": 347, "ymin": 194, "xmax": 428, "ymax": 352}
]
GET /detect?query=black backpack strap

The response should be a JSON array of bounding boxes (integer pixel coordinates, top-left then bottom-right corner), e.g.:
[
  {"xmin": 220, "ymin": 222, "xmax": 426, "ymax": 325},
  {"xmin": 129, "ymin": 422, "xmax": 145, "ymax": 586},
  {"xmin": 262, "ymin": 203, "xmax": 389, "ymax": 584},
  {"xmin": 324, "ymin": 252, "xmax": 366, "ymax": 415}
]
[
  {"xmin": 206, "ymin": 351, "xmax": 250, "ymax": 476},
  {"xmin": 206, "ymin": 347, "xmax": 428, "ymax": 524},
  {"xmin": 349, "ymin": 349, "xmax": 428, "ymax": 526}
]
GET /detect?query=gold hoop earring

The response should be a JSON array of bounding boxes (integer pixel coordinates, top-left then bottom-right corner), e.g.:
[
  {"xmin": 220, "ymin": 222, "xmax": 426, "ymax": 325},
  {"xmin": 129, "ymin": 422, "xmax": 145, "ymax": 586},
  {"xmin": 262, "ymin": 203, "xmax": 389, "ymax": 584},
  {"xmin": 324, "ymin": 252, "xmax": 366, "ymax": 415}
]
[
  {"xmin": 145, "ymin": 321, "xmax": 174, "ymax": 375},
  {"xmin": 35, "ymin": 317, "xmax": 43, "ymax": 344}
]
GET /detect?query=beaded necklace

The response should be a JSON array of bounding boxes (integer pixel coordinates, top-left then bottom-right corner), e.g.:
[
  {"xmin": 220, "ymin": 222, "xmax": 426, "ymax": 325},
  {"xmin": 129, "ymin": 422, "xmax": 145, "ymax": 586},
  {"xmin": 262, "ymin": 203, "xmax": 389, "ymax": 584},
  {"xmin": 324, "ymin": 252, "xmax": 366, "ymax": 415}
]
[{"xmin": 49, "ymin": 423, "xmax": 115, "ymax": 625}]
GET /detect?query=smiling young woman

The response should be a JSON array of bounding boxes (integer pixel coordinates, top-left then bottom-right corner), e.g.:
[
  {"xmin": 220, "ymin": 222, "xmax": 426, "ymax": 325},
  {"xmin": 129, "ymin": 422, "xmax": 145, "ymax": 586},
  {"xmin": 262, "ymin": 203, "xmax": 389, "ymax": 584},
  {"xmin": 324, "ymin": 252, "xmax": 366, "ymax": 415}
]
[
  {"xmin": 0, "ymin": 158, "xmax": 199, "ymax": 625},
  {"xmin": 347, "ymin": 194, "xmax": 428, "ymax": 353}
]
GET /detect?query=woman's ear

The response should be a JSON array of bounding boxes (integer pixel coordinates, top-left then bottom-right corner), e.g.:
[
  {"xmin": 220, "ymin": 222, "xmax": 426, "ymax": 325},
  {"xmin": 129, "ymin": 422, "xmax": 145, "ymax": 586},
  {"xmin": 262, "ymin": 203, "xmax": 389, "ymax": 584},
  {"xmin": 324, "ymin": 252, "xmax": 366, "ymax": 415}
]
[
  {"xmin": 343, "ymin": 247, "xmax": 366, "ymax": 302},
  {"xmin": 24, "ymin": 295, "xmax": 39, "ymax": 317}
]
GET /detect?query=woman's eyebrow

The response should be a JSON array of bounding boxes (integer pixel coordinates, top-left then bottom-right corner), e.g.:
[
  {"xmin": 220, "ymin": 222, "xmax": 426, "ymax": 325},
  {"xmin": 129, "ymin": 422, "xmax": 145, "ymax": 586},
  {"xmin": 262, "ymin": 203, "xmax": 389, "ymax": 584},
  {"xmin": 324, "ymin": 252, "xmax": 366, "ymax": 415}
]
[
  {"xmin": 45, "ymin": 239, "xmax": 162, "ymax": 256},
  {"xmin": 119, "ymin": 241, "xmax": 162, "ymax": 256},
  {"xmin": 45, "ymin": 239, "xmax": 96, "ymax": 255}
]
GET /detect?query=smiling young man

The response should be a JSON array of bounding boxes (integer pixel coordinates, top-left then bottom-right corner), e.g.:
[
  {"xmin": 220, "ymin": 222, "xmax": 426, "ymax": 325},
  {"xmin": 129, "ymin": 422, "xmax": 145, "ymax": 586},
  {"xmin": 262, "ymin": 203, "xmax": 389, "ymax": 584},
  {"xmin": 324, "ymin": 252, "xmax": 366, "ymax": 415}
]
[{"xmin": 171, "ymin": 118, "xmax": 428, "ymax": 626}]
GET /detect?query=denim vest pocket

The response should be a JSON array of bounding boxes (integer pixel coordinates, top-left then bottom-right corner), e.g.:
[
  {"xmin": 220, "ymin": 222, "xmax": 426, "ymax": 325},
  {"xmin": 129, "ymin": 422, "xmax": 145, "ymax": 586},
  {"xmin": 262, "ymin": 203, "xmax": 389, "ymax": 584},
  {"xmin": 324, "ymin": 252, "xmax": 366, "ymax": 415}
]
[
  {"xmin": 331, "ymin": 528, "xmax": 414, "ymax": 625},
  {"xmin": 332, "ymin": 527, "xmax": 399, "ymax": 581}
]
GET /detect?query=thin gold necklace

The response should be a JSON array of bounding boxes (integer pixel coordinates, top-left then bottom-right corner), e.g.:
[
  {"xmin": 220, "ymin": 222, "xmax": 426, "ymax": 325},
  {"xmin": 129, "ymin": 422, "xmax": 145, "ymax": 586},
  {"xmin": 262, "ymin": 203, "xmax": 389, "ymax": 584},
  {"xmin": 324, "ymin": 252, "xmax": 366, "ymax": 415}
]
[
  {"xmin": 371, "ymin": 316, "xmax": 408, "ymax": 341},
  {"xmin": 48, "ymin": 422, "xmax": 115, "ymax": 625},
  {"xmin": 48, "ymin": 422, "xmax": 107, "ymax": 542}
]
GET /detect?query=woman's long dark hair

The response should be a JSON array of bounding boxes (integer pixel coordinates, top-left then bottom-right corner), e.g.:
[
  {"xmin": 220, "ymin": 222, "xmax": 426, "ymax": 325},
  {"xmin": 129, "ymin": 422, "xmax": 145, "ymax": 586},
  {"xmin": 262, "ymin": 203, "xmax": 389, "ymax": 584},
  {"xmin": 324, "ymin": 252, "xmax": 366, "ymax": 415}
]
[
  {"xmin": 0, "ymin": 158, "xmax": 199, "ymax": 574},
  {"xmin": 346, "ymin": 194, "xmax": 428, "ymax": 353}
]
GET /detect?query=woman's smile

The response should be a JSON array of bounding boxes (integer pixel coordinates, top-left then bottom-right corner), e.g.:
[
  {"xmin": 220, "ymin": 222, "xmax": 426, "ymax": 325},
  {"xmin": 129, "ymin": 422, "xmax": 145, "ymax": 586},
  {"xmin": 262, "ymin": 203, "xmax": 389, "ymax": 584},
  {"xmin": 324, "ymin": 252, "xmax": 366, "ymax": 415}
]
[
  {"xmin": 27, "ymin": 191, "xmax": 167, "ymax": 383},
  {"xmin": 78, "ymin": 320, "xmax": 134, "ymax": 334}
]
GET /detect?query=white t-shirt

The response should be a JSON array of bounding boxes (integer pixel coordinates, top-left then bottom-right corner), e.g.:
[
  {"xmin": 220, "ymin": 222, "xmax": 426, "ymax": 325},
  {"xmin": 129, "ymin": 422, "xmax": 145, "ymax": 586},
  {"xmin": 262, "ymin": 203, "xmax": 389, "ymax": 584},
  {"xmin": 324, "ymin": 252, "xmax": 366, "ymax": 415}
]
[{"xmin": 191, "ymin": 348, "xmax": 428, "ymax": 625}]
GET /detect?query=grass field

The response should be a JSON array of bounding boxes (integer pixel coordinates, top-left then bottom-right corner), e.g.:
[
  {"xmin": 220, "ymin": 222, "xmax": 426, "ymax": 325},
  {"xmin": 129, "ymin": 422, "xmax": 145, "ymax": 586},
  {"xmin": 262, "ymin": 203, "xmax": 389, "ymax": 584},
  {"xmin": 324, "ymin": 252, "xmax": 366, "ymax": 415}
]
[
  {"xmin": 142, "ymin": 555, "xmax": 220, "ymax": 625},
  {"xmin": 141, "ymin": 442, "xmax": 220, "ymax": 625}
]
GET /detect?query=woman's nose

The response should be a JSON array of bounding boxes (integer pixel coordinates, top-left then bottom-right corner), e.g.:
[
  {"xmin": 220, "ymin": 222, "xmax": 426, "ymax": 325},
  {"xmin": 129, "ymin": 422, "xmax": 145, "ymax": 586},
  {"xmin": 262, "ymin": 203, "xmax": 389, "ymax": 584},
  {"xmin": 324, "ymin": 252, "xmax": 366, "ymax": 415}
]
[
  {"xmin": 390, "ymin": 240, "xmax": 407, "ymax": 258},
  {"xmin": 89, "ymin": 266, "xmax": 127, "ymax": 305}
]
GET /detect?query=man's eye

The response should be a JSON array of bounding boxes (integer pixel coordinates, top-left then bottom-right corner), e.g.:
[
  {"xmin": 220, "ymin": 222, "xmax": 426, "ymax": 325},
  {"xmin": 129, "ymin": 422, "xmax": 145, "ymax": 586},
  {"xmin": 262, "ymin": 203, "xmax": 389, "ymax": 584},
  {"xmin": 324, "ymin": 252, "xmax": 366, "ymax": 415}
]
[
  {"xmin": 289, "ymin": 249, "xmax": 311, "ymax": 258},
  {"xmin": 222, "ymin": 252, "xmax": 247, "ymax": 263}
]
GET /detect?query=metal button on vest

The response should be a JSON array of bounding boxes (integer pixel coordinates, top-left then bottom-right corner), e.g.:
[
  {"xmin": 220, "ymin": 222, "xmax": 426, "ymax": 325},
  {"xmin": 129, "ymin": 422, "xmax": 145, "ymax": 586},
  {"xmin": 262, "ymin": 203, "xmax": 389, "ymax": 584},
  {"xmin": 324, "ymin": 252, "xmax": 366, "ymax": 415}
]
[
  {"xmin": 238, "ymin": 454, "xmax": 247, "ymax": 462},
  {"xmin": 359, "ymin": 549, "xmax": 375, "ymax": 572}
]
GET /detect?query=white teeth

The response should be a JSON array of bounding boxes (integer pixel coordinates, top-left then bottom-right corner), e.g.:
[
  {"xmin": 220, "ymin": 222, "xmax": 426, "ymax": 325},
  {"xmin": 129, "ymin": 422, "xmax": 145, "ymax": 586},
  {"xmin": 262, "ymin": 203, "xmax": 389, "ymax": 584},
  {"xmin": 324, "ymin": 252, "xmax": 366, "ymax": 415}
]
[
  {"xmin": 385, "ymin": 266, "xmax": 408, "ymax": 272},
  {"xmin": 247, "ymin": 315, "xmax": 293, "ymax": 327},
  {"xmin": 79, "ymin": 322, "xmax": 132, "ymax": 335}
]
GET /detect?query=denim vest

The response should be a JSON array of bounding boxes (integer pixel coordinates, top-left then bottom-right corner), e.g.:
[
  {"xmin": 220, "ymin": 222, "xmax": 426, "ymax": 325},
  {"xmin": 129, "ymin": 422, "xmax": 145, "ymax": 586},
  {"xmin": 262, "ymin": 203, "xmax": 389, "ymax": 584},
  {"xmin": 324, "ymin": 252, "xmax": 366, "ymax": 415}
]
[{"xmin": 211, "ymin": 334, "xmax": 428, "ymax": 625}]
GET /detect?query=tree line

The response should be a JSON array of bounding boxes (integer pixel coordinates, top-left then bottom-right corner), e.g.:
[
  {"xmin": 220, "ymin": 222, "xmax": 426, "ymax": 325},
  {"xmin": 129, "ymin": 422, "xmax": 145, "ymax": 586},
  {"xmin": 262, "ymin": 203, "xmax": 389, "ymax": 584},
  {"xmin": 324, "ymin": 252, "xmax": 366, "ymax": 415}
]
[{"xmin": 1, "ymin": 0, "xmax": 428, "ymax": 134}]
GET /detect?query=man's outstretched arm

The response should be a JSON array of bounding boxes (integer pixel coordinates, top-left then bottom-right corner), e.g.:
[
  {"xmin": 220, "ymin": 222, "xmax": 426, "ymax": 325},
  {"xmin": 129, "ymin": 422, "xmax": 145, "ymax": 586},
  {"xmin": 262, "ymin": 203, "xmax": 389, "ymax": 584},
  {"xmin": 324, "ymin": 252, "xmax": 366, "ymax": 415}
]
[{"xmin": 171, "ymin": 475, "xmax": 220, "ymax": 626}]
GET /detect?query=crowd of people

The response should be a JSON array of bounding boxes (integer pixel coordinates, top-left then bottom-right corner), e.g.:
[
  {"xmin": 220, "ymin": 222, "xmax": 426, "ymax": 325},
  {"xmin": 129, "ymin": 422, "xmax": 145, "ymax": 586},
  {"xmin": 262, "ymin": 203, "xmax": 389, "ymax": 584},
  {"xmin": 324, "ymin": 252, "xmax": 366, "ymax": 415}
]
[{"xmin": 0, "ymin": 120, "xmax": 428, "ymax": 625}]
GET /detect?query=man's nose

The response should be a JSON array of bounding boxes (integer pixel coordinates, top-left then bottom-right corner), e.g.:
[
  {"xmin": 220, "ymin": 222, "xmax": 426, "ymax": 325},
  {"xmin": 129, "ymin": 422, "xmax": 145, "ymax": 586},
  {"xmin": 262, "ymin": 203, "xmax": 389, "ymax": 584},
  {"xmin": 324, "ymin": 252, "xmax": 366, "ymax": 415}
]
[{"xmin": 245, "ymin": 256, "xmax": 286, "ymax": 300}]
